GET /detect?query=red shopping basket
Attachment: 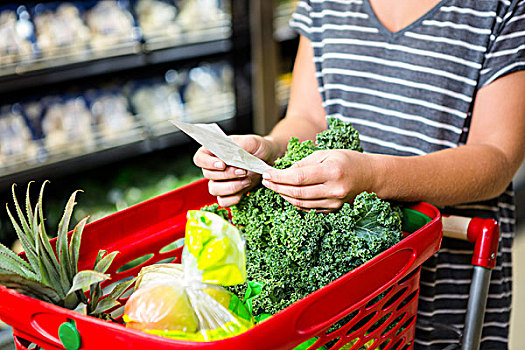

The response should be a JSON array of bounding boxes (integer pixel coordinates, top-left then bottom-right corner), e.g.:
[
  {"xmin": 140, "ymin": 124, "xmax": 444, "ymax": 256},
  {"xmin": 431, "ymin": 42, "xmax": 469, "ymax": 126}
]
[{"xmin": 0, "ymin": 178, "xmax": 442, "ymax": 350}]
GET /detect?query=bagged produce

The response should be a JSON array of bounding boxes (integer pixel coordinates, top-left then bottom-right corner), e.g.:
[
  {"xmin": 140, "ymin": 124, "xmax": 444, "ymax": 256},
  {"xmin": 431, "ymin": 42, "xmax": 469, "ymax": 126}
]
[{"xmin": 124, "ymin": 210, "xmax": 253, "ymax": 341}]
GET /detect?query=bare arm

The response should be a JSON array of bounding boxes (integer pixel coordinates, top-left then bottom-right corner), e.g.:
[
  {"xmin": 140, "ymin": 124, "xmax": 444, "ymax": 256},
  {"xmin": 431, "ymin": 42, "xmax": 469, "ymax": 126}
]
[
  {"xmin": 263, "ymin": 69, "xmax": 525, "ymax": 209},
  {"xmin": 371, "ymin": 70, "xmax": 525, "ymax": 206},
  {"xmin": 264, "ymin": 36, "xmax": 328, "ymax": 159}
]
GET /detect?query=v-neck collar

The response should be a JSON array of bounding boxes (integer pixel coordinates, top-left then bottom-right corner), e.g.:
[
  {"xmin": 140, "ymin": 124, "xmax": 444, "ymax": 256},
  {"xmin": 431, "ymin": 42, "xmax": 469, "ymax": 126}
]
[{"xmin": 363, "ymin": 0, "xmax": 449, "ymax": 40}]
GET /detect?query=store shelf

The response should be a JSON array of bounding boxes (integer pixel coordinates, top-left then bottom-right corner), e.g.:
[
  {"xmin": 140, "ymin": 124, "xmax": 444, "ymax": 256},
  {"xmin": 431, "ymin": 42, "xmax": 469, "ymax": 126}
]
[
  {"xmin": 274, "ymin": 1, "xmax": 297, "ymax": 42},
  {"xmin": 0, "ymin": 112, "xmax": 237, "ymax": 191},
  {"xmin": 0, "ymin": 0, "xmax": 252, "ymax": 194},
  {"xmin": 0, "ymin": 37, "xmax": 232, "ymax": 94}
]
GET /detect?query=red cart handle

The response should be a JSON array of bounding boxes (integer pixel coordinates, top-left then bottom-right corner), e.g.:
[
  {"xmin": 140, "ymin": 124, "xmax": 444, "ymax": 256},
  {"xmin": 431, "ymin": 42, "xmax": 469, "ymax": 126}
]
[{"xmin": 442, "ymin": 216, "xmax": 500, "ymax": 269}]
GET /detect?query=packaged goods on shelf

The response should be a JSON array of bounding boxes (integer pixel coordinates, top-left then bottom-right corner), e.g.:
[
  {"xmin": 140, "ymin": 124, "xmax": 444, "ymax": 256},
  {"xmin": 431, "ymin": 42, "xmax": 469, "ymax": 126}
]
[
  {"xmin": 134, "ymin": 0, "xmax": 181, "ymax": 41},
  {"xmin": 39, "ymin": 95, "xmax": 96, "ymax": 155},
  {"xmin": 87, "ymin": 88, "xmax": 139, "ymax": 146},
  {"xmin": 134, "ymin": 0, "xmax": 231, "ymax": 49},
  {"xmin": 183, "ymin": 62, "xmax": 235, "ymax": 123},
  {"xmin": 177, "ymin": 0, "xmax": 229, "ymax": 33},
  {"xmin": 0, "ymin": 60, "xmax": 235, "ymax": 175},
  {"xmin": 84, "ymin": 0, "xmax": 139, "ymax": 51},
  {"xmin": 32, "ymin": 2, "xmax": 91, "ymax": 58},
  {"xmin": 129, "ymin": 74, "xmax": 185, "ymax": 133},
  {"xmin": 0, "ymin": 6, "xmax": 36, "ymax": 66},
  {"xmin": 274, "ymin": 0, "xmax": 297, "ymax": 41},
  {"xmin": 0, "ymin": 104, "xmax": 39, "ymax": 168}
]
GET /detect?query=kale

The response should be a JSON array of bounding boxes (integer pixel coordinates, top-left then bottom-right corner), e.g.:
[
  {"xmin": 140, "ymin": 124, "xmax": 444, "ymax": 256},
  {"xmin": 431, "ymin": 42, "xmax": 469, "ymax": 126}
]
[
  {"xmin": 228, "ymin": 118, "xmax": 403, "ymax": 317},
  {"xmin": 200, "ymin": 203, "xmax": 230, "ymax": 221}
]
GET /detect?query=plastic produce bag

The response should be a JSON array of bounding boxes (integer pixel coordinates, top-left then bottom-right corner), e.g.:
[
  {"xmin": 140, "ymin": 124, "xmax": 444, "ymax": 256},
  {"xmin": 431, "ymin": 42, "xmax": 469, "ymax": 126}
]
[
  {"xmin": 124, "ymin": 210, "xmax": 252, "ymax": 341},
  {"xmin": 182, "ymin": 210, "xmax": 246, "ymax": 286}
]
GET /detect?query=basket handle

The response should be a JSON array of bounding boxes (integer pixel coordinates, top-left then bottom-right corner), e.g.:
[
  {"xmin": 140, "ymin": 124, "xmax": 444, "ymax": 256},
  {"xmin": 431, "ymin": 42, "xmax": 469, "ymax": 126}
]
[
  {"xmin": 442, "ymin": 215, "xmax": 500, "ymax": 269},
  {"xmin": 442, "ymin": 215, "xmax": 500, "ymax": 350}
]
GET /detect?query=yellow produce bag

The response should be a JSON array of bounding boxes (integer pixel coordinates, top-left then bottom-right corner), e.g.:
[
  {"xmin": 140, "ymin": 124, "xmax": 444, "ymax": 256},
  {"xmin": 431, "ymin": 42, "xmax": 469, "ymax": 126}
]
[{"xmin": 124, "ymin": 211, "xmax": 252, "ymax": 341}]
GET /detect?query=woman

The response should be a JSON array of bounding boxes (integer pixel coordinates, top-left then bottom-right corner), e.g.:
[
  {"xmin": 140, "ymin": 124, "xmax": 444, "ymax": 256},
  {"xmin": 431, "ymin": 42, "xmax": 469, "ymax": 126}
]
[{"xmin": 194, "ymin": 0, "xmax": 525, "ymax": 348}]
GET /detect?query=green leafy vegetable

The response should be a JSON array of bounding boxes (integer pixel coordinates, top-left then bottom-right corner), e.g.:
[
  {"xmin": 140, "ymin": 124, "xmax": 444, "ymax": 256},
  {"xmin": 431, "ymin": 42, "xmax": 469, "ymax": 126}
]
[{"xmin": 227, "ymin": 118, "xmax": 402, "ymax": 317}]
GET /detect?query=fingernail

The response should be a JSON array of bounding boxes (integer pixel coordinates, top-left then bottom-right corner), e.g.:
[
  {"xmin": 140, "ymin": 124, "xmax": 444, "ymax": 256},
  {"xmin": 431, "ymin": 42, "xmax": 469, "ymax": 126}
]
[
  {"xmin": 262, "ymin": 172, "xmax": 271, "ymax": 180},
  {"xmin": 262, "ymin": 179, "xmax": 269, "ymax": 187},
  {"xmin": 214, "ymin": 161, "xmax": 224, "ymax": 169},
  {"xmin": 241, "ymin": 179, "xmax": 250, "ymax": 187},
  {"xmin": 235, "ymin": 169, "xmax": 246, "ymax": 176}
]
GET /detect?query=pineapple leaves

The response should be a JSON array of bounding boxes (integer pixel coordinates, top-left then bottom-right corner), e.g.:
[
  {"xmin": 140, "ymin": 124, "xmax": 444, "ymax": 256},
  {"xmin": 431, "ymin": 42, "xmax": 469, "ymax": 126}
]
[
  {"xmin": 106, "ymin": 277, "xmax": 135, "ymax": 301},
  {"xmin": 67, "ymin": 270, "xmax": 110, "ymax": 297},
  {"xmin": 25, "ymin": 182, "xmax": 36, "ymax": 233},
  {"xmin": 94, "ymin": 251, "xmax": 119, "ymax": 274},
  {"xmin": 69, "ymin": 217, "xmax": 88, "ymax": 279},
  {"xmin": 91, "ymin": 277, "xmax": 135, "ymax": 315},
  {"xmin": 5, "ymin": 205, "xmax": 40, "ymax": 279},
  {"xmin": 0, "ymin": 274, "xmax": 62, "ymax": 305},
  {"xmin": 0, "ymin": 239, "xmax": 34, "ymax": 278},
  {"xmin": 3, "ymin": 181, "xmax": 129, "ymax": 321},
  {"xmin": 11, "ymin": 184, "xmax": 35, "ymax": 246},
  {"xmin": 57, "ymin": 190, "xmax": 82, "ymax": 287},
  {"xmin": 36, "ymin": 182, "xmax": 60, "ymax": 273},
  {"xmin": 90, "ymin": 298, "xmax": 120, "ymax": 315}
]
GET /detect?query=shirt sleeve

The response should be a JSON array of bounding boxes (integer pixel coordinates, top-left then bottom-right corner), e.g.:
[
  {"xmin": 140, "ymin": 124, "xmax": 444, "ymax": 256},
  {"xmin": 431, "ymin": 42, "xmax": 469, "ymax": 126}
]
[
  {"xmin": 288, "ymin": 0, "xmax": 314, "ymax": 40},
  {"xmin": 479, "ymin": 1, "xmax": 525, "ymax": 87}
]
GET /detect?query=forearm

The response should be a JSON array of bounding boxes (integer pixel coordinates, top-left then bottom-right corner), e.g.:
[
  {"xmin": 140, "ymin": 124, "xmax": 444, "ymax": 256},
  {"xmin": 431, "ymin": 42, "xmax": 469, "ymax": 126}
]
[
  {"xmin": 263, "ymin": 35, "xmax": 327, "ymax": 163},
  {"xmin": 370, "ymin": 144, "xmax": 516, "ymax": 207}
]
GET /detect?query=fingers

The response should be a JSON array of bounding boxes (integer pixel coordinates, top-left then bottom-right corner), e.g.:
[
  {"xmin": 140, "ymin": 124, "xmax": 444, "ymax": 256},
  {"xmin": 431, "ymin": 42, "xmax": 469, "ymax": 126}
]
[
  {"xmin": 279, "ymin": 193, "xmax": 342, "ymax": 212},
  {"xmin": 207, "ymin": 177, "xmax": 254, "ymax": 198},
  {"xmin": 202, "ymin": 167, "xmax": 247, "ymax": 181},
  {"xmin": 195, "ymin": 146, "xmax": 250, "ymax": 180},
  {"xmin": 193, "ymin": 146, "xmax": 226, "ymax": 170},
  {"xmin": 217, "ymin": 194, "xmax": 244, "ymax": 207},
  {"xmin": 262, "ymin": 165, "xmax": 324, "ymax": 186},
  {"xmin": 209, "ymin": 177, "xmax": 255, "ymax": 207},
  {"xmin": 261, "ymin": 179, "xmax": 329, "ymax": 200},
  {"xmin": 261, "ymin": 151, "xmax": 330, "ymax": 185}
]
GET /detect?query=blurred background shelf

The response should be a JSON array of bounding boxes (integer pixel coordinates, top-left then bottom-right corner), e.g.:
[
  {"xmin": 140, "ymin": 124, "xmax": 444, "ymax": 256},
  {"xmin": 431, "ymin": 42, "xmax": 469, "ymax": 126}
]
[
  {"xmin": 0, "ymin": 38, "xmax": 233, "ymax": 94},
  {"xmin": 0, "ymin": 0, "xmax": 251, "ymax": 192}
]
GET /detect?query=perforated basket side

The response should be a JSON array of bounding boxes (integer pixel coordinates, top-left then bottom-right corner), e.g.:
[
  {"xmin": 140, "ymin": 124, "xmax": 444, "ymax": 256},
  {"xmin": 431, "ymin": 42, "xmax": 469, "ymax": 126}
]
[
  {"xmin": 307, "ymin": 267, "xmax": 422, "ymax": 350},
  {"xmin": 1, "ymin": 180, "xmax": 441, "ymax": 350}
]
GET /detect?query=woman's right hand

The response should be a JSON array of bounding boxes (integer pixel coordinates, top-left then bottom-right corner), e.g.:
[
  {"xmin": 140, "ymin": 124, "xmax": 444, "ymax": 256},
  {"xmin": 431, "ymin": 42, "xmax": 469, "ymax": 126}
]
[{"xmin": 193, "ymin": 134, "xmax": 278, "ymax": 207}]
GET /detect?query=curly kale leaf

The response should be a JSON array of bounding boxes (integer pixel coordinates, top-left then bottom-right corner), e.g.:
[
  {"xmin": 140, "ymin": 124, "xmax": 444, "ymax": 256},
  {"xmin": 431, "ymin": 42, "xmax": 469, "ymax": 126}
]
[
  {"xmin": 316, "ymin": 117, "xmax": 363, "ymax": 152},
  {"xmin": 228, "ymin": 118, "xmax": 403, "ymax": 317},
  {"xmin": 273, "ymin": 118, "xmax": 362, "ymax": 170},
  {"xmin": 200, "ymin": 203, "xmax": 230, "ymax": 221},
  {"xmin": 273, "ymin": 138, "xmax": 320, "ymax": 169}
]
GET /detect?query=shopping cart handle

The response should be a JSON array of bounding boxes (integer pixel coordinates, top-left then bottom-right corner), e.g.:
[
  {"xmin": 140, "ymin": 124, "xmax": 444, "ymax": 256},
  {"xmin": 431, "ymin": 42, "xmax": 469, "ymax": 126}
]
[{"xmin": 442, "ymin": 216, "xmax": 500, "ymax": 269}]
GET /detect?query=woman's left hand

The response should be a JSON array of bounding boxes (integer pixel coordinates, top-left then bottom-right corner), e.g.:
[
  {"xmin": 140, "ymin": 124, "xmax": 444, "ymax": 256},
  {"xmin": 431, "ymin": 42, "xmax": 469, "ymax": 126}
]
[{"xmin": 261, "ymin": 149, "xmax": 374, "ymax": 211}]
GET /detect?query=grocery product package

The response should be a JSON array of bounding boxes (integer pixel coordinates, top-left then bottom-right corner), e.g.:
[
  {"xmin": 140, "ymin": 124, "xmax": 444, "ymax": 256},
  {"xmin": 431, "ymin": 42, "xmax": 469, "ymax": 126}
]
[
  {"xmin": 32, "ymin": 2, "xmax": 91, "ymax": 57},
  {"xmin": 124, "ymin": 210, "xmax": 254, "ymax": 341},
  {"xmin": 0, "ymin": 5, "xmax": 36, "ymax": 66},
  {"xmin": 84, "ymin": 0, "xmax": 139, "ymax": 51}
]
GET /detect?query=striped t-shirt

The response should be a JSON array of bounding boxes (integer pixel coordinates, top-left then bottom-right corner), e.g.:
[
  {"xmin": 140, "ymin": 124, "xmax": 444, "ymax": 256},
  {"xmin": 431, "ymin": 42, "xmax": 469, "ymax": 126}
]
[{"xmin": 289, "ymin": 0, "xmax": 525, "ymax": 348}]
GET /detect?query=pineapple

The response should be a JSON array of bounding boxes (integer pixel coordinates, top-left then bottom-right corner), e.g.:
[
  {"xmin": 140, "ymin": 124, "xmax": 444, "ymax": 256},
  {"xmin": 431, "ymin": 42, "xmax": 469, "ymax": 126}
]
[{"xmin": 0, "ymin": 181, "xmax": 134, "ymax": 319}]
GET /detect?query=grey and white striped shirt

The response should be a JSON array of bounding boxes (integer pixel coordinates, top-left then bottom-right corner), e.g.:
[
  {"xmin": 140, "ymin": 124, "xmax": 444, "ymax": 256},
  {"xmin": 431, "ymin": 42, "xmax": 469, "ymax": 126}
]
[{"xmin": 290, "ymin": 0, "xmax": 525, "ymax": 348}]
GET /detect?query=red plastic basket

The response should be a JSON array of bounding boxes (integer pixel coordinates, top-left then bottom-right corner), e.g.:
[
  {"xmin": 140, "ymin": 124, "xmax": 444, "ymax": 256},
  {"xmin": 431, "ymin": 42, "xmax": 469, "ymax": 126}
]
[{"xmin": 0, "ymin": 179, "xmax": 442, "ymax": 350}]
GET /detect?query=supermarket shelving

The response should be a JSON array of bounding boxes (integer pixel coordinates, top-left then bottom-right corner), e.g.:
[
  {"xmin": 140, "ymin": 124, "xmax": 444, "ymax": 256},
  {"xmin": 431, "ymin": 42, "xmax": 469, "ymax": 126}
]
[
  {"xmin": 0, "ymin": 0, "xmax": 252, "ymax": 191},
  {"xmin": 0, "ymin": 38, "xmax": 233, "ymax": 94}
]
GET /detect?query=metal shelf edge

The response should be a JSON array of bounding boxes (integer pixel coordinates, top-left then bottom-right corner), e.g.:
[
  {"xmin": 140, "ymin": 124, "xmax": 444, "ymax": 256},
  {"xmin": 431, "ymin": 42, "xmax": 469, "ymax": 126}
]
[
  {"xmin": 0, "ymin": 117, "xmax": 238, "ymax": 191},
  {"xmin": 0, "ymin": 39, "xmax": 233, "ymax": 94}
]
